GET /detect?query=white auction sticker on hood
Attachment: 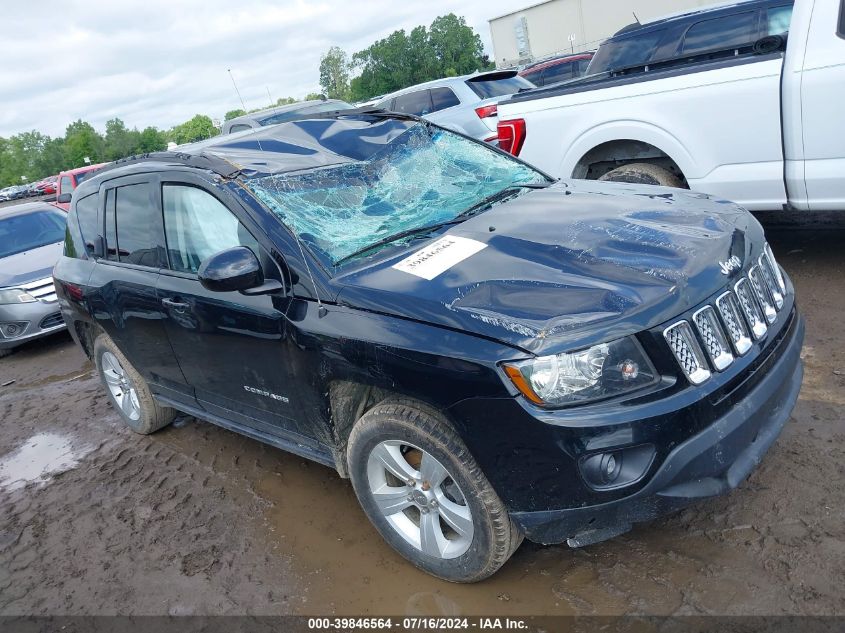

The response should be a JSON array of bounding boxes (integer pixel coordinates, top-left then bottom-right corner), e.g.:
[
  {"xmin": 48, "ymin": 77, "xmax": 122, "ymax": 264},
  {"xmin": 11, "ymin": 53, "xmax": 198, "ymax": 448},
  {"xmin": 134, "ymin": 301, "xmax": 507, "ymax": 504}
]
[{"xmin": 392, "ymin": 236, "xmax": 487, "ymax": 280}]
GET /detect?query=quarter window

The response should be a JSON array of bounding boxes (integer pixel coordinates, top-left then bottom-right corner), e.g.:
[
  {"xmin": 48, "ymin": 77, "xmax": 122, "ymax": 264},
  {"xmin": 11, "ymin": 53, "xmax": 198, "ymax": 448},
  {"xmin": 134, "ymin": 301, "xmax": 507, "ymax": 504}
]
[
  {"xmin": 767, "ymin": 5, "xmax": 793, "ymax": 35},
  {"xmin": 162, "ymin": 185, "xmax": 259, "ymax": 274},
  {"xmin": 681, "ymin": 12, "xmax": 758, "ymax": 54},
  {"xmin": 75, "ymin": 194, "xmax": 99, "ymax": 256},
  {"xmin": 429, "ymin": 87, "xmax": 460, "ymax": 112},
  {"xmin": 228, "ymin": 123, "xmax": 253, "ymax": 134},
  {"xmin": 114, "ymin": 183, "xmax": 159, "ymax": 267},
  {"xmin": 60, "ymin": 175, "xmax": 73, "ymax": 194}
]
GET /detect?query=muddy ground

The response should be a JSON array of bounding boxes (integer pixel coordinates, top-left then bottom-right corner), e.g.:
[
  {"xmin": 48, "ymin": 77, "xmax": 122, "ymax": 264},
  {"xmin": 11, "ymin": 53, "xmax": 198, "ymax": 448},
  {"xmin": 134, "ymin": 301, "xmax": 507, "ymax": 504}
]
[{"xmin": 0, "ymin": 215, "xmax": 843, "ymax": 616}]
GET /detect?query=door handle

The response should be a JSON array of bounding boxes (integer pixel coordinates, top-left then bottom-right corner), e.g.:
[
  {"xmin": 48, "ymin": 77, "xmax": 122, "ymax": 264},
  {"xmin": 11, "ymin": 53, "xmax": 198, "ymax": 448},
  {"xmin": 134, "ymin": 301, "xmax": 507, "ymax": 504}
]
[{"xmin": 161, "ymin": 297, "xmax": 190, "ymax": 311}]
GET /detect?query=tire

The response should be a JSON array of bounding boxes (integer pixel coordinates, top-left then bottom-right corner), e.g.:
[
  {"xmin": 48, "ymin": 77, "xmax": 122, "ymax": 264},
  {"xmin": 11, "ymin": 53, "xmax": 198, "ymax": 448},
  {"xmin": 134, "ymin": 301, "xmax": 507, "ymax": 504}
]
[
  {"xmin": 347, "ymin": 400, "xmax": 522, "ymax": 583},
  {"xmin": 0, "ymin": 348, "xmax": 13, "ymax": 359},
  {"xmin": 93, "ymin": 334, "xmax": 176, "ymax": 434},
  {"xmin": 598, "ymin": 162, "xmax": 683, "ymax": 188}
]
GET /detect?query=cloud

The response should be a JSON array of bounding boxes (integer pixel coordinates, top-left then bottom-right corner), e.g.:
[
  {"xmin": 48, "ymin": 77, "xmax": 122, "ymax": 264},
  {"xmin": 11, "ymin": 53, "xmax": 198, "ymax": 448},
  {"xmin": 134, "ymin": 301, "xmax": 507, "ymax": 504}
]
[{"xmin": 0, "ymin": 0, "xmax": 518, "ymax": 137}]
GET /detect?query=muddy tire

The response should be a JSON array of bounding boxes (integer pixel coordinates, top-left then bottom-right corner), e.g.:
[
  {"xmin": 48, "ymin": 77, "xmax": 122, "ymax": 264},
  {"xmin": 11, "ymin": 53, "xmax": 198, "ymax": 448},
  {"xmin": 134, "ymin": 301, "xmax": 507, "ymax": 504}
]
[
  {"xmin": 598, "ymin": 162, "xmax": 683, "ymax": 188},
  {"xmin": 93, "ymin": 334, "xmax": 176, "ymax": 434},
  {"xmin": 347, "ymin": 400, "xmax": 522, "ymax": 583}
]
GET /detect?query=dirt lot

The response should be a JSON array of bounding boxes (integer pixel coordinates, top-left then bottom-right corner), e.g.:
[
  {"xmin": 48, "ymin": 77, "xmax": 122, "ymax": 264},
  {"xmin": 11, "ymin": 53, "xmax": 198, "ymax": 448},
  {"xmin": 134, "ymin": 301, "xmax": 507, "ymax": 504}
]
[{"xmin": 0, "ymin": 216, "xmax": 843, "ymax": 617}]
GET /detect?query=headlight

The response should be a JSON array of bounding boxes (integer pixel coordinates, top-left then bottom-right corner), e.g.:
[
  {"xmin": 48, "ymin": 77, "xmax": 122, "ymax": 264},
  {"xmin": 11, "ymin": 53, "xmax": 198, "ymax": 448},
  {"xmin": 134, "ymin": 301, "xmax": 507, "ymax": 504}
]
[
  {"xmin": 503, "ymin": 337, "xmax": 657, "ymax": 407},
  {"xmin": 0, "ymin": 288, "xmax": 37, "ymax": 305}
]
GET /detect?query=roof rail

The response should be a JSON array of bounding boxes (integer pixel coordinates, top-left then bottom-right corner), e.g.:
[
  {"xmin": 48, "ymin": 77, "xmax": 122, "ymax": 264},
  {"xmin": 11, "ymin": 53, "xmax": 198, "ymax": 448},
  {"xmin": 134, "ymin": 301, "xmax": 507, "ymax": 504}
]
[{"xmin": 94, "ymin": 151, "xmax": 242, "ymax": 179}]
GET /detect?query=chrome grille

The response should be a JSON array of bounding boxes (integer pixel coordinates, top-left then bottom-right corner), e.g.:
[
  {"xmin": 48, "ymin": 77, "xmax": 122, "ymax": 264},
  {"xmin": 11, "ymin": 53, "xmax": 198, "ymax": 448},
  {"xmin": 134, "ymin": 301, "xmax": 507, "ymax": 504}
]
[
  {"xmin": 735, "ymin": 278, "xmax": 767, "ymax": 339},
  {"xmin": 664, "ymin": 321, "xmax": 711, "ymax": 385},
  {"xmin": 715, "ymin": 291, "xmax": 752, "ymax": 356},
  {"xmin": 692, "ymin": 306, "xmax": 733, "ymax": 371},
  {"xmin": 21, "ymin": 277, "xmax": 57, "ymax": 303},
  {"xmin": 749, "ymin": 265, "xmax": 777, "ymax": 324},
  {"xmin": 662, "ymin": 242, "xmax": 789, "ymax": 385},
  {"xmin": 758, "ymin": 254, "xmax": 784, "ymax": 309}
]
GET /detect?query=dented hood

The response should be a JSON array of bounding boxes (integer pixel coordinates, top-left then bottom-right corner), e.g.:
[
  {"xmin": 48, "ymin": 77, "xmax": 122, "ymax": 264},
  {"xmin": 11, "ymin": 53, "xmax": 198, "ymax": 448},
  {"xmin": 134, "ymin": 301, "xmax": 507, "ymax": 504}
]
[{"xmin": 333, "ymin": 180, "xmax": 762, "ymax": 355}]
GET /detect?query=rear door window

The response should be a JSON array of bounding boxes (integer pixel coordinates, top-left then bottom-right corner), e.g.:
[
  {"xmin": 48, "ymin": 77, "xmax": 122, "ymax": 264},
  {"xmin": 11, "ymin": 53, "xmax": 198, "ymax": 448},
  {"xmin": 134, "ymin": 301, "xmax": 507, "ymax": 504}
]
[
  {"xmin": 75, "ymin": 193, "xmax": 100, "ymax": 256},
  {"xmin": 429, "ymin": 87, "xmax": 461, "ymax": 112},
  {"xmin": 114, "ymin": 183, "xmax": 160, "ymax": 267},
  {"xmin": 680, "ymin": 12, "xmax": 758, "ymax": 54},
  {"xmin": 392, "ymin": 90, "xmax": 434, "ymax": 116},
  {"xmin": 104, "ymin": 189, "xmax": 118, "ymax": 261}
]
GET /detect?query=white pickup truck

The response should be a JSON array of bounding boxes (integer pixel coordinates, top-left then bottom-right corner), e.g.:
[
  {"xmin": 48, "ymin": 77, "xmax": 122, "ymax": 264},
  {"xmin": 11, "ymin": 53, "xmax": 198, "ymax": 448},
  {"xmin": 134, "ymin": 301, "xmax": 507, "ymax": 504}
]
[{"xmin": 496, "ymin": 0, "xmax": 845, "ymax": 212}]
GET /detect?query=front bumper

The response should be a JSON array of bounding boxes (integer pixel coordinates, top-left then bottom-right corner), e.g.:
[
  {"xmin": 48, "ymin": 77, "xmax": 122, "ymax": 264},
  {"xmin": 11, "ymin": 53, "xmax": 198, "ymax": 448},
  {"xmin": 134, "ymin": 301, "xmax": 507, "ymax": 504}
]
[
  {"xmin": 0, "ymin": 300, "xmax": 66, "ymax": 351},
  {"xmin": 511, "ymin": 311, "xmax": 804, "ymax": 545}
]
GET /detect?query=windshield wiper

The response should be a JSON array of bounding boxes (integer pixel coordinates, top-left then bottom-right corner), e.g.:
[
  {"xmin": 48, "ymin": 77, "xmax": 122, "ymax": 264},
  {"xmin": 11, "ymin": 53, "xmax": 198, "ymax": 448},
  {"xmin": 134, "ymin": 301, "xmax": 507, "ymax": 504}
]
[
  {"xmin": 333, "ymin": 218, "xmax": 464, "ymax": 267},
  {"xmin": 333, "ymin": 182, "xmax": 553, "ymax": 267},
  {"xmin": 455, "ymin": 182, "xmax": 552, "ymax": 220}
]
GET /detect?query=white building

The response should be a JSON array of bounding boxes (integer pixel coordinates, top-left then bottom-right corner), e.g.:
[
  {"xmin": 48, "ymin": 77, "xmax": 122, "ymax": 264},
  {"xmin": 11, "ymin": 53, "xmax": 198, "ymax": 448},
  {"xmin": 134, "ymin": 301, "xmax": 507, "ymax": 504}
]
[{"xmin": 489, "ymin": 0, "xmax": 743, "ymax": 67}]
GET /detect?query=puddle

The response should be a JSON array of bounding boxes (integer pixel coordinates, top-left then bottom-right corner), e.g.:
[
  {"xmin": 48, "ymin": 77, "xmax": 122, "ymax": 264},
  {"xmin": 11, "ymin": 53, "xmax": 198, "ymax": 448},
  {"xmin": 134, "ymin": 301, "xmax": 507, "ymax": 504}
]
[{"xmin": 0, "ymin": 432, "xmax": 91, "ymax": 492}]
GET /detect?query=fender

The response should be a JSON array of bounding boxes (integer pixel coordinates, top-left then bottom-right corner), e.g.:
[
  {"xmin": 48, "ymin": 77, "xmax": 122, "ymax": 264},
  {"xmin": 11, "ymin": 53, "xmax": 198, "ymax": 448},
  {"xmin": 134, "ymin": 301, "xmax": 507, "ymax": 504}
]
[{"xmin": 562, "ymin": 120, "xmax": 698, "ymax": 182}]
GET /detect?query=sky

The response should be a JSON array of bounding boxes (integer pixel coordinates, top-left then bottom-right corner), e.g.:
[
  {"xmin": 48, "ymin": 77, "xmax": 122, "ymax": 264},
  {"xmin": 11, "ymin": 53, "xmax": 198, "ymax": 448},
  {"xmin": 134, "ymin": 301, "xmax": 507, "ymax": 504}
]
[{"xmin": 0, "ymin": 0, "xmax": 523, "ymax": 138}]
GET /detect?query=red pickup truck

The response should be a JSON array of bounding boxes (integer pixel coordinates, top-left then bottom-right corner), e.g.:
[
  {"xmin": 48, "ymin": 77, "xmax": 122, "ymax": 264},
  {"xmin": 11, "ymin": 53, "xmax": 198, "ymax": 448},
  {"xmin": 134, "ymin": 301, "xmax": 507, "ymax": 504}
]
[{"xmin": 55, "ymin": 163, "xmax": 108, "ymax": 211}]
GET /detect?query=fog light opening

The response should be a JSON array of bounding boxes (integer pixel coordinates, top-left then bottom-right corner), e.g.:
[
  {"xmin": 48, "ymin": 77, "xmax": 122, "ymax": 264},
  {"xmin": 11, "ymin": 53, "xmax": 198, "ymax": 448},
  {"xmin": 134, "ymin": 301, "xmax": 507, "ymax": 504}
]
[{"xmin": 579, "ymin": 444, "xmax": 656, "ymax": 491}]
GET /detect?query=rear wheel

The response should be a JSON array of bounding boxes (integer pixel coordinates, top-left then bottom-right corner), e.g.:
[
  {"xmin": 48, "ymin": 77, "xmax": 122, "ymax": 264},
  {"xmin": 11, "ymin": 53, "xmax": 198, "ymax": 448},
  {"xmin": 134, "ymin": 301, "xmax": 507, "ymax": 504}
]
[
  {"xmin": 598, "ymin": 162, "xmax": 683, "ymax": 188},
  {"xmin": 0, "ymin": 348, "xmax": 13, "ymax": 359},
  {"xmin": 347, "ymin": 401, "xmax": 521, "ymax": 582},
  {"xmin": 93, "ymin": 334, "xmax": 176, "ymax": 434}
]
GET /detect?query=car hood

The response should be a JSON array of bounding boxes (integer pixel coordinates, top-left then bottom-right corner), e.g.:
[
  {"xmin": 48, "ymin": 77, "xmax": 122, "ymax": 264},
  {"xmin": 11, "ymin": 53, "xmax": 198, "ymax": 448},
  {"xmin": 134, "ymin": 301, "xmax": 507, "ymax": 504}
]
[
  {"xmin": 333, "ymin": 180, "xmax": 762, "ymax": 355},
  {"xmin": 0, "ymin": 242, "xmax": 63, "ymax": 288}
]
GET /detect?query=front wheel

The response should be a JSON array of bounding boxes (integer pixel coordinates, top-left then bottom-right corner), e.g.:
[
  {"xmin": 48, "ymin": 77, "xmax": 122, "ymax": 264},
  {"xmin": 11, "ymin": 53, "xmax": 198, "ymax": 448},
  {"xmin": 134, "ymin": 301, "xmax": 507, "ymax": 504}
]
[{"xmin": 347, "ymin": 401, "xmax": 522, "ymax": 582}]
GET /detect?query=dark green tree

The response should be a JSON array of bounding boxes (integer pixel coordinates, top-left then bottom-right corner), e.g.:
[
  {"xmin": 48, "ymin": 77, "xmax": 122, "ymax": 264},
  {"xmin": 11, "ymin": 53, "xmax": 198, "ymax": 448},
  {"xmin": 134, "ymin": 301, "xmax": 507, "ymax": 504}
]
[
  {"xmin": 319, "ymin": 46, "xmax": 351, "ymax": 100},
  {"xmin": 64, "ymin": 120, "xmax": 105, "ymax": 168},
  {"xmin": 168, "ymin": 114, "xmax": 218, "ymax": 145},
  {"xmin": 137, "ymin": 127, "xmax": 167, "ymax": 153},
  {"xmin": 224, "ymin": 108, "xmax": 247, "ymax": 121}
]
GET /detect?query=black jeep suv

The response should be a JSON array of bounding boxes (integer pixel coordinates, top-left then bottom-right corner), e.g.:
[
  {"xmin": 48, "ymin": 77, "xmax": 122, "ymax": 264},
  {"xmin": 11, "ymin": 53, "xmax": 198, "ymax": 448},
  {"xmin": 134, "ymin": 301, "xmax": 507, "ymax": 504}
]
[{"xmin": 53, "ymin": 112, "xmax": 804, "ymax": 582}]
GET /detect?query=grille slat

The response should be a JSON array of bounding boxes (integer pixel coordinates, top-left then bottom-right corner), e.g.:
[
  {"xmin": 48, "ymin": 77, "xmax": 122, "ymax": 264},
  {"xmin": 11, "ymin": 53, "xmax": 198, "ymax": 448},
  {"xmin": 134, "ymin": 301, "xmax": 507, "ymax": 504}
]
[
  {"xmin": 749, "ymin": 265, "xmax": 777, "ymax": 324},
  {"xmin": 735, "ymin": 278, "xmax": 768, "ymax": 340},
  {"xmin": 664, "ymin": 321, "xmax": 711, "ymax": 385},
  {"xmin": 39, "ymin": 313, "xmax": 64, "ymax": 330},
  {"xmin": 758, "ymin": 254, "xmax": 784, "ymax": 309},
  {"xmin": 19, "ymin": 277, "xmax": 57, "ymax": 303},
  {"xmin": 692, "ymin": 306, "xmax": 734, "ymax": 371},
  {"xmin": 715, "ymin": 291, "xmax": 753, "ymax": 356}
]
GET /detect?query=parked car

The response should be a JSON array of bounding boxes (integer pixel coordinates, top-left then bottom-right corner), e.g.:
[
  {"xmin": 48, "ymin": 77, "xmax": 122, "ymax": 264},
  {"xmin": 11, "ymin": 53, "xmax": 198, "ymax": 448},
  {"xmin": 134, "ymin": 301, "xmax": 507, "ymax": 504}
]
[
  {"xmin": 519, "ymin": 53, "xmax": 594, "ymax": 87},
  {"xmin": 0, "ymin": 187, "xmax": 16, "ymax": 202},
  {"xmin": 0, "ymin": 202, "xmax": 68, "ymax": 358},
  {"xmin": 55, "ymin": 163, "xmax": 109, "ymax": 211},
  {"xmin": 586, "ymin": 0, "xmax": 794, "ymax": 77},
  {"xmin": 35, "ymin": 176, "xmax": 58, "ymax": 195},
  {"xmin": 54, "ymin": 112, "xmax": 803, "ymax": 581},
  {"xmin": 222, "ymin": 99, "xmax": 354, "ymax": 134},
  {"xmin": 375, "ymin": 70, "xmax": 535, "ymax": 143},
  {"xmin": 496, "ymin": 0, "xmax": 839, "ymax": 212}
]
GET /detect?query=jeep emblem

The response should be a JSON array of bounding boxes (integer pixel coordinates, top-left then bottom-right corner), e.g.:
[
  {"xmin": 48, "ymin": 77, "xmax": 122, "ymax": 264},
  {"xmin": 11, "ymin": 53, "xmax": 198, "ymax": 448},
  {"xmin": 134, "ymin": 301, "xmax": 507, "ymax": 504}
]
[{"xmin": 719, "ymin": 255, "xmax": 742, "ymax": 275}]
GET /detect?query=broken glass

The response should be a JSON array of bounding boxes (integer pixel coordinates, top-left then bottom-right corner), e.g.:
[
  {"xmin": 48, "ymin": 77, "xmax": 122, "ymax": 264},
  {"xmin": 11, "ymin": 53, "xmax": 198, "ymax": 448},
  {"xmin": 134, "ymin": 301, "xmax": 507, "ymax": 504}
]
[{"xmin": 246, "ymin": 124, "xmax": 547, "ymax": 266}]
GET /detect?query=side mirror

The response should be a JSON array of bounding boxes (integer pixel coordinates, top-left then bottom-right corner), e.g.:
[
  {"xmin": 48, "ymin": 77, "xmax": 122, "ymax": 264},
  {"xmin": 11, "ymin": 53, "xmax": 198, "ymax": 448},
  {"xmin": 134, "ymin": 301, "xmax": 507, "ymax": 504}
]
[
  {"xmin": 197, "ymin": 247, "xmax": 264, "ymax": 293},
  {"xmin": 57, "ymin": 193, "xmax": 72, "ymax": 203}
]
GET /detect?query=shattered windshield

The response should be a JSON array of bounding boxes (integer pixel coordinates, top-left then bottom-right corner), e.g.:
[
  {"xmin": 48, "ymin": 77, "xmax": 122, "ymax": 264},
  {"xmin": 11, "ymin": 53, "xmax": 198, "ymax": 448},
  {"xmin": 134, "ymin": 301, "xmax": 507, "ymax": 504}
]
[{"xmin": 246, "ymin": 124, "xmax": 547, "ymax": 266}]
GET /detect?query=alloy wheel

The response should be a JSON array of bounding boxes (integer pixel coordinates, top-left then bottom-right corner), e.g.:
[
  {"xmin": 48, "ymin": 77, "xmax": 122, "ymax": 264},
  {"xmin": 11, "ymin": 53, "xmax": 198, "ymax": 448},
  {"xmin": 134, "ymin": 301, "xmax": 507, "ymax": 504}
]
[
  {"xmin": 101, "ymin": 351, "xmax": 141, "ymax": 421},
  {"xmin": 366, "ymin": 440, "xmax": 474, "ymax": 559}
]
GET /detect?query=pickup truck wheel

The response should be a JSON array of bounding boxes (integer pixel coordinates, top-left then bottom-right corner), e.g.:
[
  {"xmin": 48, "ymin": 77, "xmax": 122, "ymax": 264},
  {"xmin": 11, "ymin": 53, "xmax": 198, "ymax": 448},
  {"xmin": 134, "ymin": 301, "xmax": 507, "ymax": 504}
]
[
  {"xmin": 93, "ymin": 334, "xmax": 176, "ymax": 435},
  {"xmin": 347, "ymin": 401, "xmax": 522, "ymax": 583},
  {"xmin": 598, "ymin": 162, "xmax": 683, "ymax": 188}
]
